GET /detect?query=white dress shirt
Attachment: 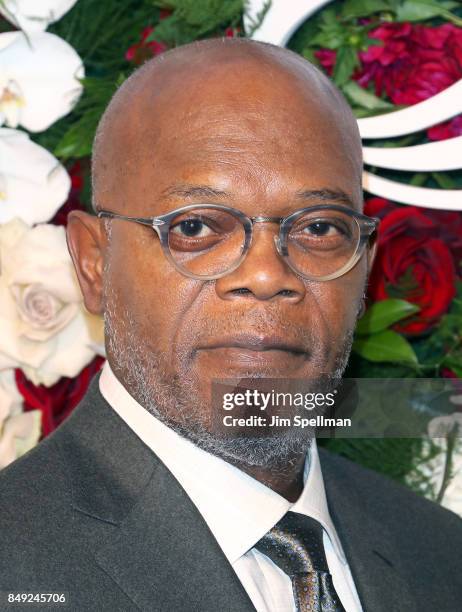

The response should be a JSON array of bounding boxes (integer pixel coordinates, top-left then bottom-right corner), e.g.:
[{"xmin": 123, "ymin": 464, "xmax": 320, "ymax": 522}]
[{"xmin": 99, "ymin": 361, "xmax": 363, "ymax": 612}]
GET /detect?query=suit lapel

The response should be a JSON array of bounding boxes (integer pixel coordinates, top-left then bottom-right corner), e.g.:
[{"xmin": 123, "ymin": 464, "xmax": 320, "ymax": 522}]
[
  {"xmin": 94, "ymin": 458, "xmax": 255, "ymax": 612},
  {"xmin": 319, "ymin": 449, "xmax": 417, "ymax": 612},
  {"xmin": 58, "ymin": 373, "xmax": 255, "ymax": 612}
]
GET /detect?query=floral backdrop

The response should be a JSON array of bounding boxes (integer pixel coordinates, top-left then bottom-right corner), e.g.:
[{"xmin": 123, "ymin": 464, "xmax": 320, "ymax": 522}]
[{"xmin": 0, "ymin": 0, "xmax": 461, "ymax": 515}]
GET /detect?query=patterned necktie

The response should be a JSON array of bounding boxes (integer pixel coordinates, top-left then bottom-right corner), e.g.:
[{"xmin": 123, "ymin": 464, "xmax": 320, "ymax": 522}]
[{"xmin": 254, "ymin": 511, "xmax": 346, "ymax": 612}]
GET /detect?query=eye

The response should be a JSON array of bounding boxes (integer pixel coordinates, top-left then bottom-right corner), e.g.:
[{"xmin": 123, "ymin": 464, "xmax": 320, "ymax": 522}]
[
  {"xmin": 303, "ymin": 221, "xmax": 344, "ymax": 237},
  {"xmin": 170, "ymin": 217, "xmax": 214, "ymax": 238}
]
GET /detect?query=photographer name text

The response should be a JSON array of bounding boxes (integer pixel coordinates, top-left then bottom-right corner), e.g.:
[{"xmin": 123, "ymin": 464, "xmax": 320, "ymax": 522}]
[{"xmin": 222, "ymin": 414, "xmax": 351, "ymax": 428}]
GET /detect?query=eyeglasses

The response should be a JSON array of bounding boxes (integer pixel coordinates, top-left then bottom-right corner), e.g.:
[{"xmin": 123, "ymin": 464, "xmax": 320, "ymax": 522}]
[{"xmin": 97, "ymin": 203, "xmax": 379, "ymax": 281}]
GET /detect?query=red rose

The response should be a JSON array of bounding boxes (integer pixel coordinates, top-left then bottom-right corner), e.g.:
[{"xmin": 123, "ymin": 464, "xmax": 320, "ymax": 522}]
[
  {"xmin": 16, "ymin": 356, "xmax": 105, "ymax": 438},
  {"xmin": 356, "ymin": 22, "xmax": 462, "ymax": 105},
  {"xmin": 365, "ymin": 202, "xmax": 456, "ymax": 335},
  {"xmin": 420, "ymin": 209, "xmax": 462, "ymax": 268},
  {"xmin": 126, "ymin": 26, "xmax": 167, "ymax": 65},
  {"xmin": 366, "ymin": 198, "xmax": 462, "ymax": 277},
  {"xmin": 363, "ymin": 196, "xmax": 395, "ymax": 219}
]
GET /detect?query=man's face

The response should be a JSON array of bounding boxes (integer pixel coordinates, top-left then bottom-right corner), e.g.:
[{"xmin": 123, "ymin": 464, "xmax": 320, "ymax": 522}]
[{"xmin": 92, "ymin": 56, "xmax": 372, "ymax": 467}]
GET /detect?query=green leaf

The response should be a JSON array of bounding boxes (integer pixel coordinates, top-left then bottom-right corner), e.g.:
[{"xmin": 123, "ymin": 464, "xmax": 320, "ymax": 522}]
[
  {"xmin": 356, "ymin": 299, "xmax": 420, "ymax": 335},
  {"xmin": 397, "ymin": 0, "xmax": 462, "ymax": 26},
  {"xmin": 341, "ymin": 0, "xmax": 391, "ymax": 19},
  {"xmin": 53, "ymin": 75, "xmax": 123, "ymax": 159},
  {"xmin": 54, "ymin": 112, "xmax": 100, "ymax": 158},
  {"xmin": 440, "ymin": 0, "xmax": 461, "ymax": 7},
  {"xmin": 154, "ymin": 0, "xmax": 244, "ymax": 44},
  {"xmin": 243, "ymin": 0, "xmax": 271, "ymax": 38},
  {"xmin": 353, "ymin": 330, "xmax": 419, "ymax": 365},
  {"xmin": 409, "ymin": 173, "xmax": 428, "ymax": 187},
  {"xmin": 431, "ymin": 172, "xmax": 456, "ymax": 189},
  {"xmin": 320, "ymin": 8, "xmax": 337, "ymax": 25},
  {"xmin": 309, "ymin": 30, "xmax": 344, "ymax": 50},
  {"xmin": 343, "ymin": 81, "xmax": 393, "ymax": 111},
  {"xmin": 333, "ymin": 46, "xmax": 359, "ymax": 86},
  {"xmin": 301, "ymin": 48, "xmax": 317, "ymax": 63}
]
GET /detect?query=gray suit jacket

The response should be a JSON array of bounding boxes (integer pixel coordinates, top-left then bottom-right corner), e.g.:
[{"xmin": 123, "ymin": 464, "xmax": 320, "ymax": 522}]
[{"xmin": 0, "ymin": 371, "xmax": 461, "ymax": 611}]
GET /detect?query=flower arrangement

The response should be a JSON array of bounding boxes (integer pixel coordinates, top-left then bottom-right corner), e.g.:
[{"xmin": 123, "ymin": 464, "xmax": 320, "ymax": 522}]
[
  {"xmin": 288, "ymin": 0, "xmax": 462, "ymax": 510},
  {"xmin": 288, "ymin": 4, "xmax": 462, "ymax": 379},
  {"xmin": 0, "ymin": 0, "xmax": 104, "ymax": 467},
  {"xmin": 0, "ymin": 0, "xmax": 460, "ymax": 513}
]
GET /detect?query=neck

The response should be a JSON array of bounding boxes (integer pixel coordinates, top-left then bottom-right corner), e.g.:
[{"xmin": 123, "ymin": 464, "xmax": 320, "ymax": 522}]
[{"xmin": 231, "ymin": 452, "xmax": 307, "ymax": 502}]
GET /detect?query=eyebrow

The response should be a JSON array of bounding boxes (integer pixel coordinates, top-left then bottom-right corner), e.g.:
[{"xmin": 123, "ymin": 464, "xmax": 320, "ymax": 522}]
[
  {"xmin": 161, "ymin": 184, "xmax": 229, "ymax": 200},
  {"xmin": 161, "ymin": 183, "xmax": 356, "ymax": 208},
  {"xmin": 295, "ymin": 188, "xmax": 356, "ymax": 208}
]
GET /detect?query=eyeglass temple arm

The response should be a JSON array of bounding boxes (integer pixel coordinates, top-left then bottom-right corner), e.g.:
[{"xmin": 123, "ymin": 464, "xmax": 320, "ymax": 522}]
[
  {"xmin": 96, "ymin": 210, "xmax": 165, "ymax": 227},
  {"xmin": 361, "ymin": 216, "xmax": 380, "ymax": 232},
  {"xmin": 359, "ymin": 218, "xmax": 380, "ymax": 248}
]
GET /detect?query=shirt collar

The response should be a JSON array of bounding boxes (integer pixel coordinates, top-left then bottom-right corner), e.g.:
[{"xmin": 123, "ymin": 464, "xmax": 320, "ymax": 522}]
[{"xmin": 99, "ymin": 360, "xmax": 347, "ymax": 565}]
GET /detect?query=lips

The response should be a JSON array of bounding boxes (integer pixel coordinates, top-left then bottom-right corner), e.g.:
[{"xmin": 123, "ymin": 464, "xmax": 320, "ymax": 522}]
[
  {"xmin": 196, "ymin": 333, "xmax": 307, "ymax": 355},
  {"xmin": 194, "ymin": 334, "xmax": 310, "ymax": 377}
]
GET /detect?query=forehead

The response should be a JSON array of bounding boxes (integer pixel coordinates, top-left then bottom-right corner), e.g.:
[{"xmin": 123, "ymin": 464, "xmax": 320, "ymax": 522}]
[{"xmin": 103, "ymin": 55, "xmax": 362, "ymax": 214}]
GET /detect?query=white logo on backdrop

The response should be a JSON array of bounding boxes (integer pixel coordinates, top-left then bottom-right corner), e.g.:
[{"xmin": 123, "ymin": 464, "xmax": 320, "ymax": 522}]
[{"xmin": 245, "ymin": 0, "xmax": 462, "ymax": 210}]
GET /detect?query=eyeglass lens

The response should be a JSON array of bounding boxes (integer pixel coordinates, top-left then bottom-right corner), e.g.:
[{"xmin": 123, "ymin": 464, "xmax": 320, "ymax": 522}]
[
  {"xmin": 287, "ymin": 208, "xmax": 359, "ymax": 278},
  {"xmin": 167, "ymin": 207, "xmax": 360, "ymax": 279},
  {"xmin": 168, "ymin": 208, "xmax": 246, "ymax": 277}
]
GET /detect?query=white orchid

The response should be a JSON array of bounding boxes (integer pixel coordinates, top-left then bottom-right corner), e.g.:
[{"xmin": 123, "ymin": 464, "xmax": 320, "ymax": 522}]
[
  {"xmin": 0, "ymin": 128, "xmax": 70, "ymax": 225},
  {"xmin": 420, "ymin": 412, "xmax": 462, "ymax": 517},
  {"xmin": 440, "ymin": 451, "xmax": 462, "ymax": 516},
  {"xmin": 0, "ymin": 0, "xmax": 78, "ymax": 33},
  {"xmin": 0, "ymin": 218, "xmax": 105, "ymax": 387},
  {"xmin": 0, "ymin": 369, "xmax": 41, "ymax": 469},
  {"xmin": 0, "ymin": 31, "xmax": 84, "ymax": 132},
  {"xmin": 427, "ymin": 413, "xmax": 462, "ymax": 439},
  {"xmin": 449, "ymin": 394, "xmax": 462, "ymax": 407}
]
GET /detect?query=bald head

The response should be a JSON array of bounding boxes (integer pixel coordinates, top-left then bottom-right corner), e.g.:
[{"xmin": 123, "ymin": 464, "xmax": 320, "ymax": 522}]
[{"xmin": 91, "ymin": 37, "xmax": 362, "ymax": 214}]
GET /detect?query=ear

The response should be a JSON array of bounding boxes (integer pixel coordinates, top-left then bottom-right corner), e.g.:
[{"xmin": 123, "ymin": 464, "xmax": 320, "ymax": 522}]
[{"xmin": 66, "ymin": 210, "xmax": 106, "ymax": 315}]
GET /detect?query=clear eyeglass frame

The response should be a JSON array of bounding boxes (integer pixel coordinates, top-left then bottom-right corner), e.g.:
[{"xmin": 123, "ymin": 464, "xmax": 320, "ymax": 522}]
[{"xmin": 96, "ymin": 203, "xmax": 379, "ymax": 282}]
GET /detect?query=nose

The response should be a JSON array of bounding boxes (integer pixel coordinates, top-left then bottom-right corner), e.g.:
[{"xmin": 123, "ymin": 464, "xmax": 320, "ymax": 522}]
[{"xmin": 215, "ymin": 224, "xmax": 306, "ymax": 302}]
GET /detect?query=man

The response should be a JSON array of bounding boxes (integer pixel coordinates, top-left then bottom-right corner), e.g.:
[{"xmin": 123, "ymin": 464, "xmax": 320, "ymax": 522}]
[{"xmin": 0, "ymin": 38, "xmax": 461, "ymax": 612}]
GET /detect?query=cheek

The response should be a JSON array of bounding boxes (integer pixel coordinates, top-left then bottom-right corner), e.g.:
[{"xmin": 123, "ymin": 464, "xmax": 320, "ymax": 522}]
[
  {"xmin": 314, "ymin": 265, "xmax": 365, "ymax": 336},
  {"xmin": 108, "ymin": 229, "xmax": 197, "ymax": 355}
]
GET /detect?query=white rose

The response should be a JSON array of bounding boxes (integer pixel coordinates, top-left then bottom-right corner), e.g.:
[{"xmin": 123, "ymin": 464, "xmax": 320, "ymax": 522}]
[
  {"xmin": 0, "ymin": 128, "xmax": 70, "ymax": 225},
  {"xmin": 0, "ymin": 31, "xmax": 84, "ymax": 132},
  {"xmin": 0, "ymin": 217, "xmax": 105, "ymax": 386},
  {"xmin": 0, "ymin": 369, "xmax": 41, "ymax": 469},
  {"xmin": 0, "ymin": 0, "xmax": 78, "ymax": 33}
]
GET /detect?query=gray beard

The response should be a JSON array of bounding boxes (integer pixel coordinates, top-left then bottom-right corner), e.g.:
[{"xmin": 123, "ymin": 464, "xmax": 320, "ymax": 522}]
[{"xmin": 102, "ymin": 270, "xmax": 354, "ymax": 470}]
